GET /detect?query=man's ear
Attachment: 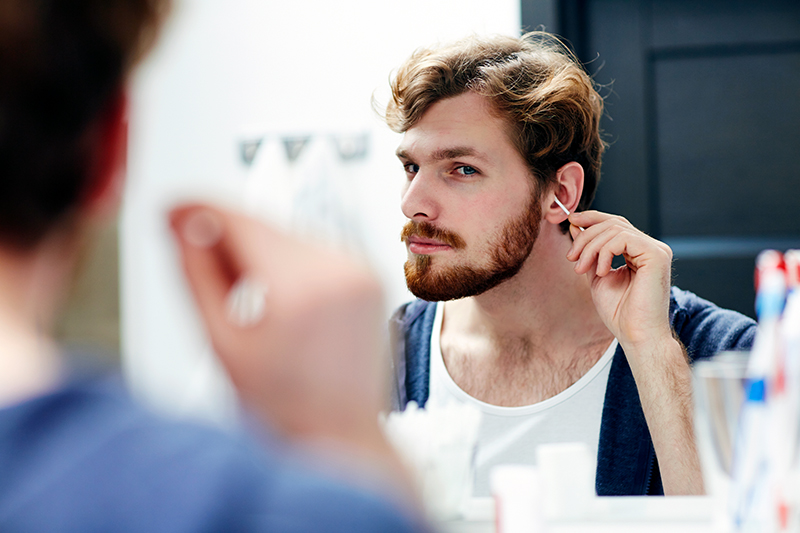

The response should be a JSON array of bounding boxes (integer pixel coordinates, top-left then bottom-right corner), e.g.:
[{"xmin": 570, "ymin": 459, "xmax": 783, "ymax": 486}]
[
  {"xmin": 80, "ymin": 89, "xmax": 128, "ymax": 220},
  {"xmin": 543, "ymin": 161, "xmax": 584, "ymax": 226}
]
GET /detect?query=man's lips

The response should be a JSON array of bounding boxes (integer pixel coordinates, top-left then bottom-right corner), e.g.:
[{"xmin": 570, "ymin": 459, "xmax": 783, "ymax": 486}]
[{"xmin": 406, "ymin": 235, "xmax": 452, "ymax": 254}]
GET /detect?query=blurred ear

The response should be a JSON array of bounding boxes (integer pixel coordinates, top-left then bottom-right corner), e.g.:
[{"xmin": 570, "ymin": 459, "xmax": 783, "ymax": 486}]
[
  {"xmin": 543, "ymin": 161, "xmax": 584, "ymax": 226},
  {"xmin": 81, "ymin": 89, "xmax": 128, "ymax": 220}
]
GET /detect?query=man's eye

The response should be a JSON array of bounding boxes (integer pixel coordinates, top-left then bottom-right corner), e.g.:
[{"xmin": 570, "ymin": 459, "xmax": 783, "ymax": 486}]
[
  {"xmin": 404, "ymin": 163, "xmax": 420, "ymax": 174},
  {"xmin": 455, "ymin": 165, "xmax": 477, "ymax": 175}
]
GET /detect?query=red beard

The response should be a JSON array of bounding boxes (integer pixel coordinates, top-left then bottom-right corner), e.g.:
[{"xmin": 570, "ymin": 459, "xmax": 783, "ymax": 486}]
[{"xmin": 400, "ymin": 194, "xmax": 541, "ymax": 301}]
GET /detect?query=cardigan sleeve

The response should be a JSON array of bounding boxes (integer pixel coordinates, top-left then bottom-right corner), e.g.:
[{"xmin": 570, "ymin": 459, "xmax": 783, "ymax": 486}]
[{"xmin": 669, "ymin": 287, "xmax": 757, "ymax": 364}]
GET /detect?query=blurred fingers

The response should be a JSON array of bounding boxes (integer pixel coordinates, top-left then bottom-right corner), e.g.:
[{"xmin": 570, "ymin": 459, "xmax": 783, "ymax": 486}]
[{"xmin": 169, "ymin": 204, "xmax": 241, "ymax": 339}]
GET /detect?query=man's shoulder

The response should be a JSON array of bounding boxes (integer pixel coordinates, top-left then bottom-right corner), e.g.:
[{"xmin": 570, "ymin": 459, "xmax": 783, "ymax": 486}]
[
  {"xmin": 668, "ymin": 286, "xmax": 722, "ymax": 314},
  {"xmin": 668, "ymin": 286, "xmax": 754, "ymax": 326},
  {"xmin": 0, "ymin": 377, "xmax": 425, "ymax": 532},
  {"xmin": 0, "ymin": 377, "xmax": 275, "ymax": 495},
  {"xmin": 668, "ymin": 286, "xmax": 757, "ymax": 361}
]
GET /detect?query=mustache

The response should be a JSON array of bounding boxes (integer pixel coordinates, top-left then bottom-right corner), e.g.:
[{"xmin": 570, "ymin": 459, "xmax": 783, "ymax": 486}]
[{"xmin": 401, "ymin": 220, "xmax": 466, "ymax": 249}]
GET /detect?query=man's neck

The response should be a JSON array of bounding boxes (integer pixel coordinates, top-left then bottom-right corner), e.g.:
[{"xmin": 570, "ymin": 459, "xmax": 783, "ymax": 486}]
[
  {"xmin": 439, "ymin": 224, "xmax": 614, "ymax": 406},
  {"xmin": 0, "ymin": 235, "xmax": 74, "ymax": 408}
]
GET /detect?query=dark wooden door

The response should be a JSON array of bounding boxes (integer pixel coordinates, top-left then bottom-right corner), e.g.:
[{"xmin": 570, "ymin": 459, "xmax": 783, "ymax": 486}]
[{"xmin": 524, "ymin": 0, "xmax": 800, "ymax": 318}]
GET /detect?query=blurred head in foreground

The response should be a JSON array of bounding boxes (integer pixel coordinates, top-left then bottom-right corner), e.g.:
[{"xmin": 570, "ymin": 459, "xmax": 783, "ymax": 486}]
[
  {"xmin": 0, "ymin": 0, "xmax": 169, "ymax": 362},
  {"xmin": 0, "ymin": 0, "xmax": 168, "ymax": 250}
]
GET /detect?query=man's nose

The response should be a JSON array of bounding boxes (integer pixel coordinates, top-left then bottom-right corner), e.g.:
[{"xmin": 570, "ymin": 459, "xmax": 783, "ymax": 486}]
[{"xmin": 401, "ymin": 170, "xmax": 440, "ymax": 221}]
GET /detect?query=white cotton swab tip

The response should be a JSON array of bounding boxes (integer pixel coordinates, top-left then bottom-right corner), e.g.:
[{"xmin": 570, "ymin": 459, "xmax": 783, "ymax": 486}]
[{"xmin": 553, "ymin": 197, "xmax": 585, "ymax": 232}]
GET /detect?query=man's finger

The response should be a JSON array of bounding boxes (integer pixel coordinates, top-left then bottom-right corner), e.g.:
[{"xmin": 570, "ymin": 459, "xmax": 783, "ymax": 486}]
[{"xmin": 569, "ymin": 210, "xmax": 617, "ymax": 224}]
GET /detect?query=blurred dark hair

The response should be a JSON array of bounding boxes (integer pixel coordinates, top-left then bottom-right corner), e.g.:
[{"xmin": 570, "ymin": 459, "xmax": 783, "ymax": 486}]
[{"xmin": 0, "ymin": 0, "xmax": 169, "ymax": 248}]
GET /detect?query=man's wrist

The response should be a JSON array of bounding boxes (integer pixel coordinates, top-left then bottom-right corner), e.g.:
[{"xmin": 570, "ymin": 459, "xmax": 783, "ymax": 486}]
[{"xmin": 621, "ymin": 330, "xmax": 687, "ymax": 378}]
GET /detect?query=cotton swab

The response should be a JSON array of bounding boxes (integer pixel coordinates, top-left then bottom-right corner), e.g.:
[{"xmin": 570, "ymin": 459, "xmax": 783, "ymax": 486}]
[{"xmin": 554, "ymin": 197, "xmax": 585, "ymax": 232}]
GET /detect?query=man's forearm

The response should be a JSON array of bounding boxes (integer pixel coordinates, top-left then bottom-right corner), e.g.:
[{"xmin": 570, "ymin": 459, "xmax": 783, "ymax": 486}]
[{"xmin": 624, "ymin": 335, "xmax": 705, "ymax": 495}]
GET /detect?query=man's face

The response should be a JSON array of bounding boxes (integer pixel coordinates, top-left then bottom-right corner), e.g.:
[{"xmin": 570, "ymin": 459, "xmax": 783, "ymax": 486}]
[{"xmin": 396, "ymin": 92, "xmax": 542, "ymax": 301}]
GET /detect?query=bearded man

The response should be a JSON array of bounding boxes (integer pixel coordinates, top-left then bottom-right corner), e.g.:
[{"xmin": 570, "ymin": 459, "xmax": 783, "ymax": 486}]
[{"xmin": 386, "ymin": 32, "xmax": 756, "ymax": 497}]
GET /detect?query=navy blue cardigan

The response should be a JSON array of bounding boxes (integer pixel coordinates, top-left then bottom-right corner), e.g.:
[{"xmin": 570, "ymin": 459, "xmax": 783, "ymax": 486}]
[{"xmin": 389, "ymin": 287, "xmax": 756, "ymax": 496}]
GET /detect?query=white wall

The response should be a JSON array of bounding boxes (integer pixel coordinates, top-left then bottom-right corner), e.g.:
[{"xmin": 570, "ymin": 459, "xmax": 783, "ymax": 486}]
[{"xmin": 123, "ymin": 0, "xmax": 521, "ymax": 423}]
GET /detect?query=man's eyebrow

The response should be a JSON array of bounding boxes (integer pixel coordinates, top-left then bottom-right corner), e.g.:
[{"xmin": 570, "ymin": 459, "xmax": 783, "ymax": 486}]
[
  {"xmin": 395, "ymin": 146, "xmax": 489, "ymax": 162},
  {"xmin": 432, "ymin": 147, "xmax": 487, "ymax": 161}
]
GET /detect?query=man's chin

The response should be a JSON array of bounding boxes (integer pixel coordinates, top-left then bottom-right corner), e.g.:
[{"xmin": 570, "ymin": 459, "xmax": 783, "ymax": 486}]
[
  {"xmin": 403, "ymin": 259, "xmax": 463, "ymax": 301},
  {"xmin": 403, "ymin": 260, "xmax": 520, "ymax": 302},
  {"xmin": 405, "ymin": 282, "xmax": 466, "ymax": 302}
]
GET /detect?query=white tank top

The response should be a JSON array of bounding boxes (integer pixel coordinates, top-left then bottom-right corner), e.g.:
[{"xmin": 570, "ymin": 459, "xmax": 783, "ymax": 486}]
[{"xmin": 427, "ymin": 301, "xmax": 616, "ymax": 496}]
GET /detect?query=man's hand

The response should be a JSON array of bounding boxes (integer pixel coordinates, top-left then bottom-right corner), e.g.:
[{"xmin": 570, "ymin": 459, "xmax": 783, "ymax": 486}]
[
  {"xmin": 565, "ymin": 210, "xmax": 704, "ymax": 496},
  {"xmin": 169, "ymin": 203, "xmax": 392, "ymax": 460},
  {"xmin": 565, "ymin": 210, "xmax": 674, "ymax": 352}
]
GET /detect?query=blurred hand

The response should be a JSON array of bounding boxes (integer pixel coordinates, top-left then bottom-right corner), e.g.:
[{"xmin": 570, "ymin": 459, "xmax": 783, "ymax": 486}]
[{"xmin": 169, "ymin": 203, "xmax": 389, "ymax": 457}]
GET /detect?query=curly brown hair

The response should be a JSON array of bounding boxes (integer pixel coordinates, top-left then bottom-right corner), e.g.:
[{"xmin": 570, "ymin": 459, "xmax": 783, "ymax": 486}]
[
  {"xmin": 0, "ymin": 0, "xmax": 170, "ymax": 248},
  {"xmin": 385, "ymin": 32, "xmax": 605, "ymax": 219}
]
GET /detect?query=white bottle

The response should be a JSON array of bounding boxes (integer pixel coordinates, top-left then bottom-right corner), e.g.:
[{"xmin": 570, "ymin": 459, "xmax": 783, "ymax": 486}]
[{"xmin": 730, "ymin": 250, "xmax": 786, "ymax": 532}]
